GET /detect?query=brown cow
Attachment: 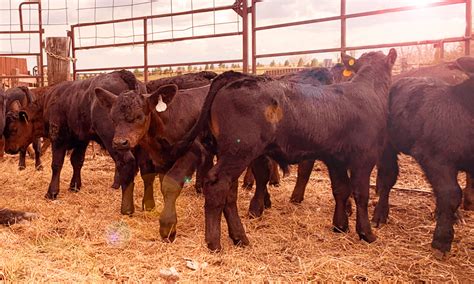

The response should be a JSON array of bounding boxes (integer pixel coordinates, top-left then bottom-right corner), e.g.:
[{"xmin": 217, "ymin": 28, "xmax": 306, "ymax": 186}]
[
  {"xmin": 172, "ymin": 50, "xmax": 397, "ymax": 251},
  {"xmin": 242, "ymin": 65, "xmax": 349, "ymax": 192},
  {"xmin": 374, "ymin": 61, "xmax": 474, "ymax": 258},
  {"xmin": 373, "ymin": 57, "xmax": 474, "ymax": 228},
  {"xmin": 4, "ymin": 86, "xmax": 43, "ymax": 170},
  {"xmin": 3, "ymin": 71, "xmax": 158, "ymax": 215}
]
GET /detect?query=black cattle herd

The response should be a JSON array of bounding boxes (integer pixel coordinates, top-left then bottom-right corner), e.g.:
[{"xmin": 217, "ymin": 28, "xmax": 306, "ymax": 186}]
[{"xmin": 0, "ymin": 49, "xmax": 473, "ymax": 260}]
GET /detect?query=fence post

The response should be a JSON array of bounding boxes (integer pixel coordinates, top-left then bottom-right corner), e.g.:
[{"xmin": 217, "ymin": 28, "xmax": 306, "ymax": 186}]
[
  {"xmin": 251, "ymin": 0, "xmax": 257, "ymax": 74},
  {"xmin": 465, "ymin": 0, "xmax": 472, "ymax": 55},
  {"xmin": 242, "ymin": 0, "xmax": 249, "ymax": 74},
  {"xmin": 341, "ymin": 0, "xmax": 346, "ymax": 55},
  {"xmin": 46, "ymin": 37, "xmax": 71, "ymax": 85}
]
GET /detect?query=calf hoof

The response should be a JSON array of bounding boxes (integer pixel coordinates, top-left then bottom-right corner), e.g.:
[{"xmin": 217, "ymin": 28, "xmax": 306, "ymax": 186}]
[
  {"xmin": 18, "ymin": 166, "xmax": 26, "ymax": 171},
  {"xmin": 248, "ymin": 202, "xmax": 264, "ymax": 219},
  {"xmin": 142, "ymin": 199, "xmax": 156, "ymax": 211},
  {"xmin": 431, "ymin": 239, "xmax": 451, "ymax": 258},
  {"xmin": 207, "ymin": 241, "xmax": 222, "ymax": 252},
  {"xmin": 160, "ymin": 224, "xmax": 177, "ymax": 243},
  {"xmin": 241, "ymin": 183, "xmax": 254, "ymax": 190},
  {"xmin": 111, "ymin": 182, "xmax": 120, "ymax": 190},
  {"xmin": 231, "ymin": 234, "xmax": 250, "ymax": 247},
  {"xmin": 432, "ymin": 248, "xmax": 449, "ymax": 261},
  {"xmin": 358, "ymin": 232, "xmax": 377, "ymax": 243},
  {"xmin": 69, "ymin": 184, "xmax": 81, "ymax": 193},
  {"xmin": 45, "ymin": 192, "xmax": 58, "ymax": 200},
  {"xmin": 372, "ymin": 207, "xmax": 388, "ymax": 227},
  {"xmin": 290, "ymin": 195, "xmax": 304, "ymax": 204},
  {"xmin": 120, "ymin": 204, "xmax": 135, "ymax": 216},
  {"xmin": 332, "ymin": 224, "xmax": 349, "ymax": 234}
]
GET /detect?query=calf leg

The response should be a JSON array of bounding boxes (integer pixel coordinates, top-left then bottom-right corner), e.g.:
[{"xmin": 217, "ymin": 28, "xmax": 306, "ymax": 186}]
[
  {"xmin": 18, "ymin": 149, "xmax": 26, "ymax": 170},
  {"xmin": 421, "ymin": 162, "xmax": 462, "ymax": 258},
  {"xmin": 69, "ymin": 142, "xmax": 88, "ymax": 192},
  {"xmin": 116, "ymin": 151, "xmax": 138, "ymax": 215},
  {"xmin": 290, "ymin": 159, "xmax": 315, "ymax": 203},
  {"xmin": 33, "ymin": 138, "xmax": 43, "ymax": 170},
  {"xmin": 223, "ymin": 179, "xmax": 249, "ymax": 246},
  {"xmin": 249, "ymin": 156, "xmax": 271, "ymax": 218},
  {"xmin": 268, "ymin": 159, "xmax": 280, "ymax": 186},
  {"xmin": 204, "ymin": 156, "xmax": 249, "ymax": 251},
  {"xmin": 45, "ymin": 142, "xmax": 67, "ymax": 199},
  {"xmin": 373, "ymin": 145, "xmax": 399, "ymax": 226},
  {"xmin": 464, "ymin": 173, "xmax": 474, "ymax": 211},
  {"xmin": 351, "ymin": 164, "xmax": 376, "ymax": 243},
  {"xmin": 136, "ymin": 147, "xmax": 156, "ymax": 211},
  {"xmin": 159, "ymin": 148, "xmax": 199, "ymax": 242},
  {"xmin": 111, "ymin": 167, "xmax": 120, "ymax": 189},
  {"xmin": 195, "ymin": 151, "xmax": 213, "ymax": 194},
  {"xmin": 242, "ymin": 166, "xmax": 255, "ymax": 189},
  {"xmin": 326, "ymin": 160, "xmax": 351, "ymax": 233}
]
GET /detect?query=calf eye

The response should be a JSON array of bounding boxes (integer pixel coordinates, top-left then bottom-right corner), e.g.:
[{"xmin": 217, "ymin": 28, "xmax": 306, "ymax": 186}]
[{"xmin": 136, "ymin": 115, "xmax": 145, "ymax": 122}]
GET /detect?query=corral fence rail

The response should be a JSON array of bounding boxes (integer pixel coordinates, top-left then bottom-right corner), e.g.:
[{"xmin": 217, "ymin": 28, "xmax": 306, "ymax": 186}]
[{"xmin": 251, "ymin": 0, "xmax": 472, "ymax": 74}]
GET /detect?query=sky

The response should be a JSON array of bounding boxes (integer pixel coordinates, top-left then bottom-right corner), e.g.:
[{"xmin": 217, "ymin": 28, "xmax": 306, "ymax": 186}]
[{"xmin": 0, "ymin": 0, "xmax": 469, "ymax": 73}]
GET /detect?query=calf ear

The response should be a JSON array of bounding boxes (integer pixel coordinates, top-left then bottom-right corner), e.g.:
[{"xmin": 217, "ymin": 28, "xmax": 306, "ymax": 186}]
[
  {"xmin": 455, "ymin": 56, "xmax": 474, "ymax": 75},
  {"xmin": 19, "ymin": 111, "xmax": 29, "ymax": 123},
  {"xmin": 387, "ymin": 48, "xmax": 397, "ymax": 66},
  {"xmin": 94, "ymin": 87, "xmax": 117, "ymax": 109},
  {"xmin": 341, "ymin": 53, "xmax": 356, "ymax": 69},
  {"xmin": 144, "ymin": 84, "xmax": 178, "ymax": 113}
]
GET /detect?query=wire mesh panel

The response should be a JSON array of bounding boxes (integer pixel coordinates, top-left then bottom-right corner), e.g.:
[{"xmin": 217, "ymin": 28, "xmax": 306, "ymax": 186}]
[{"xmin": 71, "ymin": 0, "xmax": 248, "ymax": 81}]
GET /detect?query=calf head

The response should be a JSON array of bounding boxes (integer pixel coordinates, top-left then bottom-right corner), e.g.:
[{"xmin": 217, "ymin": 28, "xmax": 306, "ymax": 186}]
[
  {"xmin": 342, "ymin": 48, "xmax": 397, "ymax": 77},
  {"xmin": 95, "ymin": 84, "xmax": 178, "ymax": 151},
  {"xmin": 3, "ymin": 107, "xmax": 34, "ymax": 154}
]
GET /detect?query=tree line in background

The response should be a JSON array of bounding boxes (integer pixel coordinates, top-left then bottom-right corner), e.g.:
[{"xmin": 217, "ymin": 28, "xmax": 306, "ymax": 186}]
[
  {"xmin": 132, "ymin": 56, "xmax": 323, "ymax": 77},
  {"xmin": 118, "ymin": 42, "xmax": 469, "ymax": 79}
]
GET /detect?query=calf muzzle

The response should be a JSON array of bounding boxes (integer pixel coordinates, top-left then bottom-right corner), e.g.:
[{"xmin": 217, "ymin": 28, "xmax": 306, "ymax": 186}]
[{"xmin": 112, "ymin": 138, "xmax": 131, "ymax": 150}]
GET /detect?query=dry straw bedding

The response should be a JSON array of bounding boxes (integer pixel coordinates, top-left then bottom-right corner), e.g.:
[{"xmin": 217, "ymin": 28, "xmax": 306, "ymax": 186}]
[{"xmin": 0, "ymin": 149, "xmax": 472, "ymax": 282}]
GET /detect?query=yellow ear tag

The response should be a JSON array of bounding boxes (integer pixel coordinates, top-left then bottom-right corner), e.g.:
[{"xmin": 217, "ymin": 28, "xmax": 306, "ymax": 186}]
[
  {"xmin": 349, "ymin": 59, "xmax": 355, "ymax": 66},
  {"xmin": 343, "ymin": 69, "xmax": 353, "ymax": 77}
]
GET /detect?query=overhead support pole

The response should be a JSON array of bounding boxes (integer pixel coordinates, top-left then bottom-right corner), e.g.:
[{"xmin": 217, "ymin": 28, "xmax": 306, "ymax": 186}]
[
  {"xmin": 251, "ymin": 0, "xmax": 257, "ymax": 74},
  {"xmin": 144, "ymin": 18, "xmax": 149, "ymax": 83},
  {"xmin": 233, "ymin": 0, "xmax": 249, "ymax": 73},
  {"xmin": 465, "ymin": 0, "xmax": 472, "ymax": 55},
  {"xmin": 341, "ymin": 0, "xmax": 346, "ymax": 55}
]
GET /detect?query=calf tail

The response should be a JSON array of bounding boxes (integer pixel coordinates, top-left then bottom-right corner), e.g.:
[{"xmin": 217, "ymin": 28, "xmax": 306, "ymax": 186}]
[{"xmin": 171, "ymin": 71, "xmax": 248, "ymax": 158}]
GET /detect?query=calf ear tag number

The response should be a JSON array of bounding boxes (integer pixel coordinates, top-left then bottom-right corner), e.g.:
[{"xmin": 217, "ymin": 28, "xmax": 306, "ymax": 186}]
[
  {"xmin": 343, "ymin": 69, "xmax": 353, "ymax": 77},
  {"xmin": 155, "ymin": 96, "xmax": 168, "ymax": 112}
]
